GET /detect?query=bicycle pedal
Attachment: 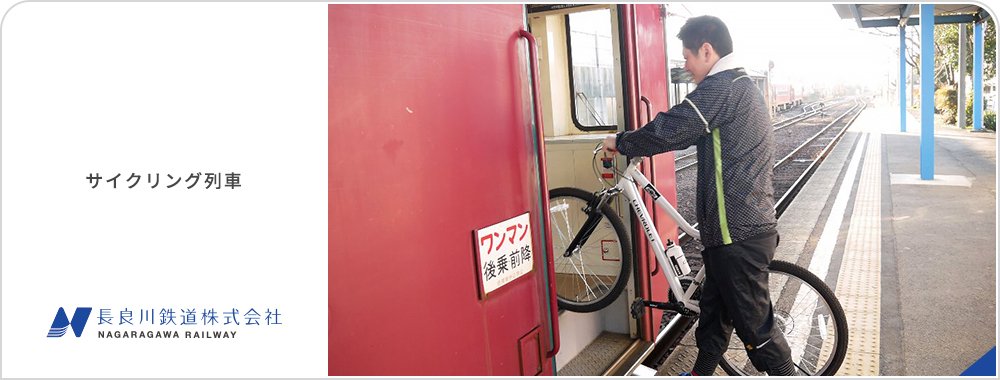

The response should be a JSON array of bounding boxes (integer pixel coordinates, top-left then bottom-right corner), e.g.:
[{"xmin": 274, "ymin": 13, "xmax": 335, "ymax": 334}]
[{"xmin": 630, "ymin": 298, "xmax": 645, "ymax": 319}]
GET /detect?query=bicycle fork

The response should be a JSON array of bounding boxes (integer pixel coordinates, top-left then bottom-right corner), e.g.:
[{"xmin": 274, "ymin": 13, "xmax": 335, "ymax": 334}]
[{"xmin": 563, "ymin": 191, "xmax": 616, "ymax": 257}]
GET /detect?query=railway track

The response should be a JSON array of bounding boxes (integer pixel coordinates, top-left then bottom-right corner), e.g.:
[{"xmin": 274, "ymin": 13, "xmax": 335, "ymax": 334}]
[{"xmin": 773, "ymin": 99, "xmax": 866, "ymax": 215}]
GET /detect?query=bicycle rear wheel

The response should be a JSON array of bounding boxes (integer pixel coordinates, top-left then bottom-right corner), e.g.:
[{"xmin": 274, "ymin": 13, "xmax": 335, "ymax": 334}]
[
  {"xmin": 548, "ymin": 187, "xmax": 632, "ymax": 313},
  {"xmin": 719, "ymin": 260, "xmax": 848, "ymax": 376}
]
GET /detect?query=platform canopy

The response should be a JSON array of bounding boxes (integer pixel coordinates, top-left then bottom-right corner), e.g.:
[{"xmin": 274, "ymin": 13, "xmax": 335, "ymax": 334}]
[{"xmin": 832, "ymin": 4, "xmax": 991, "ymax": 28}]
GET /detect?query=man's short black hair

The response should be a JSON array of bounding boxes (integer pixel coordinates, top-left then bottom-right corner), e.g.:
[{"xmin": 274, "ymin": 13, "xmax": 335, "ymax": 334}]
[{"xmin": 677, "ymin": 15, "xmax": 733, "ymax": 57}]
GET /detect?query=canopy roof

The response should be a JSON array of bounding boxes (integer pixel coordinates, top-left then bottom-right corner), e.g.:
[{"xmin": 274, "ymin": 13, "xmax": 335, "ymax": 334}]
[{"xmin": 832, "ymin": 4, "xmax": 991, "ymax": 28}]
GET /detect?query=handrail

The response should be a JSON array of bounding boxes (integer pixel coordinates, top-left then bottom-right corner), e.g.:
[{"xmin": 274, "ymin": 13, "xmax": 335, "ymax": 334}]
[{"xmin": 519, "ymin": 29, "xmax": 560, "ymax": 359}]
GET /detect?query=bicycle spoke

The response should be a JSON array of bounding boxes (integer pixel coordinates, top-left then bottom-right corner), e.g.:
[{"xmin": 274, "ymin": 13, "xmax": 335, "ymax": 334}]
[
  {"xmin": 575, "ymin": 253, "xmax": 601, "ymax": 301},
  {"xmin": 552, "ymin": 219, "xmax": 570, "ymax": 248},
  {"xmin": 568, "ymin": 255, "xmax": 597, "ymax": 301},
  {"xmin": 790, "ymin": 341, "xmax": 827, "ymax": 356},
  {"xmin": 593, "ymin": 272, "xmax": 613, "ymax": 291},
  {"xmin": 561, "ymin": 204, "xmax": 575, "ymax": 248},
  {"xmin": 794, "ymin": 361, "xmax": 816, "ymax": 376},
  {"xmin": 788, "ymin": 297, "xmax": 821, "ymax": 320},
  {"xmin": 582, "ymin": 254, "xmax": 614, "ymax": 297},
  {"xmin": 800, "ymin": 355, "xmax": 819, "ymax": 369}
]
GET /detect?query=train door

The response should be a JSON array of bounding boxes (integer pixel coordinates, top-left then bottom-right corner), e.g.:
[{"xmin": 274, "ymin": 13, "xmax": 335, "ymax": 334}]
[
  {"xmin": 630, "ymin": 3, "xmax": 679, "ymax": 341},
  {"xmin": 329, "ymin": 5, "xmax": 557, "ymax": 375}
]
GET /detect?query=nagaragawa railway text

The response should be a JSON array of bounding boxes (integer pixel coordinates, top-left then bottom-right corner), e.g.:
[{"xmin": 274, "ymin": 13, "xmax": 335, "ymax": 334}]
[{"xmin": 97, "ymin": 331, "xmax": 237, "ymax": 338}]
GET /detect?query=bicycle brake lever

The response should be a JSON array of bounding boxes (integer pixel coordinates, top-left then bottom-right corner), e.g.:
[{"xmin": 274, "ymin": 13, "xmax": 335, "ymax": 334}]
[{"xmin": 601, "ymin": 152, "xmax": 614, "ymax": 169}]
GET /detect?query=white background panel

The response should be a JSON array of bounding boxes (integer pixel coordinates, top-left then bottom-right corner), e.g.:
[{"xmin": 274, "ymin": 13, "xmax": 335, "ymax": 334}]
[{"xmin": 1, "ymin": 2, "xmax": 328, "ymax": 377}]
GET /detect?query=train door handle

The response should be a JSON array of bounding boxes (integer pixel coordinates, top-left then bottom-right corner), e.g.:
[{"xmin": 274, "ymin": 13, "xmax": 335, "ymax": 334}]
[
  {"xmin": 639, "ymin": 96, "xmax": 652, "ymax": 125},
  {"xmin": 519, "ymin": 29, "xmax": 560, "ymax": 359}
]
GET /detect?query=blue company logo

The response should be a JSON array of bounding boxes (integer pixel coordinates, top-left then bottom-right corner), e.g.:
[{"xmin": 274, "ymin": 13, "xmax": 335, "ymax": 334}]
[{"xmin": 47, "ymin": 307, "xmax": 92, "ymax": 338}]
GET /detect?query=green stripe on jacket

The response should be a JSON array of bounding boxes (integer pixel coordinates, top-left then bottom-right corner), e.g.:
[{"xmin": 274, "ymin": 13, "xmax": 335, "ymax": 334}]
[{"xmin": 712, "ymin": 128, "xmax": 732, "ymax": 245}]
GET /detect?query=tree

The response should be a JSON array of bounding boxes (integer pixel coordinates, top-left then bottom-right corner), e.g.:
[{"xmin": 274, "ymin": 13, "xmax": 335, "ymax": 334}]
[
  {"xmin": 936, "ymin": 17, "xmax": 996, "ymax": 86},
  {"xmin": 866, "ymin": 17, "xmax": 995, "ymax": 83},
  {"xmin": 935, "ymin": 17, "xmax": 995, "ymax": 124},
  {"xmin": 936, "ymin": 24, "xmax": 960, "ymax": 85}
]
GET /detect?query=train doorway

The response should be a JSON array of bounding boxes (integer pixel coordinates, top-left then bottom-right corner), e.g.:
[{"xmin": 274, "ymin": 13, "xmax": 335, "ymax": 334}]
[{"xmin": 527, "ymin": 4, "xmax": 680, "ymax": 374}]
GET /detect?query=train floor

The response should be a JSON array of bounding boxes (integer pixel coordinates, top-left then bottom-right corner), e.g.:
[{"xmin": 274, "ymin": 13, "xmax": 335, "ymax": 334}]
[{"xmin": 655, "ymin": 104, "xmax": 996, "ymax": 376}]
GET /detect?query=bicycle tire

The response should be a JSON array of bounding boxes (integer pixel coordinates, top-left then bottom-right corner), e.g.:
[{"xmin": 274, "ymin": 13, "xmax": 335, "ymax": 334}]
[
  {"xmin": 718, "ymin": 259, "xmax": 848, "ymax": 376},
  {"xmin": 548, "ymin": 187, "xmax": 632, "ymax": 313}
]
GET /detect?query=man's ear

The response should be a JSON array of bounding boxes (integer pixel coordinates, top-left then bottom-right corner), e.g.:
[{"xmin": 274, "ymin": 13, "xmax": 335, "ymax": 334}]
[{"xmin": 701, "ymin": 42, "xmax": 715, "ymax": 62}]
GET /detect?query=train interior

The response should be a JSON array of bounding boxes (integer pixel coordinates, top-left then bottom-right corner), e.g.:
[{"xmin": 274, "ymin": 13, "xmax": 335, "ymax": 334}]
[{"xmin": 527, "ymin": 5, "xmax": 638, "ymax": 373}]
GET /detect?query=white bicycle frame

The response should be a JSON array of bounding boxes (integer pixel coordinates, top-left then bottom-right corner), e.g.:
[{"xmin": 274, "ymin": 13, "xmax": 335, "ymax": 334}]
[
  {"xmin": 612, "ymin": 157, "xmax": 705, "ymax": 314},
  {"xmin": 600, "ymin": 154, "xmax": 843, "ymax": 375}
]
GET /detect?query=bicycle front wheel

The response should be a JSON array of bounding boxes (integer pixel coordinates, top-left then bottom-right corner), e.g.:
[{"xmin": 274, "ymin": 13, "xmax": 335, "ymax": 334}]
[
  {"xmin": 548, "ymin": 187, "xmax": 632, "ymax": 313},
  {"xmin": 719, "ymin": 260, "xmax": 848, "ymax": 376}
]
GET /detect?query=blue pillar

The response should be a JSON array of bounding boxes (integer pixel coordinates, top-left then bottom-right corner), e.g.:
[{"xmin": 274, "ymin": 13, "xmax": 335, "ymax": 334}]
[
  {"xmin": 900, "ymin": 26, "xmax": 907, "ymax": 132},
  {"xmin": 973, "ymin": 21, "xmax": 983, "ymax": 132},
  {"xmin": 920, "ymin": 4, "xmax": 934, "ymax": 180}
]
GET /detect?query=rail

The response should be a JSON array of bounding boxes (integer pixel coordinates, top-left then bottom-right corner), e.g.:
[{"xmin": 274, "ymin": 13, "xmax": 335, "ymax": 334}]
[{"xmin": 519, "ymin": 29, "xmax": 560, "ymax": 359}]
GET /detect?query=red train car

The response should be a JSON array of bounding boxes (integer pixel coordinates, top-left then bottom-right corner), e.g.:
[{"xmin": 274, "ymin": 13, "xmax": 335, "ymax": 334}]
[
  {"xmin": 772, "ymin": 83, "xmax": 802, "ymax": 112},
  {"xmin": 330, "ymin": 4, "xmax": 680, "ymax": 375}
]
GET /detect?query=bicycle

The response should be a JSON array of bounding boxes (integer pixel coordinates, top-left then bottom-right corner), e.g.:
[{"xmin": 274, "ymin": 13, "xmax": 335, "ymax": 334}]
[{"xmin": 548, "ymin": 143, "xmax": 848, "ymax": 376}]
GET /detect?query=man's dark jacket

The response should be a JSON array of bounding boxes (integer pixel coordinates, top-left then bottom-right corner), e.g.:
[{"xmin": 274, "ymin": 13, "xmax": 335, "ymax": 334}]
[{"xmin": 616, "ymin": 66, "xmax": 776, "ymax": 248}]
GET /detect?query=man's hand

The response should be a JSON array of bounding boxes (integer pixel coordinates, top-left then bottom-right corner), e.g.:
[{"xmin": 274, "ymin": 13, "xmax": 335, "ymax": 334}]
[{"xmin": 603, "ymin": 135, "xmax": 618, "ymax": 154}]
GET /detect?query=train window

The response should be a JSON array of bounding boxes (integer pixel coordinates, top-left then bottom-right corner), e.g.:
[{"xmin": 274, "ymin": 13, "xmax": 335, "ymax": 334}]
[{"xmin": 566, "ymin": 9, "xmax": 617, "ymax": 131}]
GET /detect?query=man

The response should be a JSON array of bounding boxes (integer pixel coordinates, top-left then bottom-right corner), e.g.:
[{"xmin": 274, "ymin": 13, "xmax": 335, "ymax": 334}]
[{"xmin": 603, "ymin": 16, "xmax": 796, "ymax": 376}]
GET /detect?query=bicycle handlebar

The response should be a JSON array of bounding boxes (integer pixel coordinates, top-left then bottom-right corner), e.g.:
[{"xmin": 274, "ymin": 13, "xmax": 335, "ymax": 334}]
[{"xmin": 593, "ymin": 142, "xmax": 643, "ymax": 169}]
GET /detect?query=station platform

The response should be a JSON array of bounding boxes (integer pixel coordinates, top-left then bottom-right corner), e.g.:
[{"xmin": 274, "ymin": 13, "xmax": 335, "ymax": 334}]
[{"xmin": 656, "ymin": 104, "xmax": 997, "ymax": 376}]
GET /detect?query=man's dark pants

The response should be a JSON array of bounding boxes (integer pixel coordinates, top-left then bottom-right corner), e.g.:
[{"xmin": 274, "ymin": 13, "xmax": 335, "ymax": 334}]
[{"xmin": 693, "ymin": 229, "xmax": 795, "ymax": 375}]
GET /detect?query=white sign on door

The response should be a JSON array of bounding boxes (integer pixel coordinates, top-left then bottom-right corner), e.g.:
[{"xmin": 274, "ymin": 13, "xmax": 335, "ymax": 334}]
[{"xmin": 475, "ymin": 212, "xmax": 534, "ymax": 296}]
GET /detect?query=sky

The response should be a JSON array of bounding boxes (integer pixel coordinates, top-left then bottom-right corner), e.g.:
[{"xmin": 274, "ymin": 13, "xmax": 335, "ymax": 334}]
[{"xmin": 667, "ymin": 3, "xmax": 901, "ymax": 92}]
